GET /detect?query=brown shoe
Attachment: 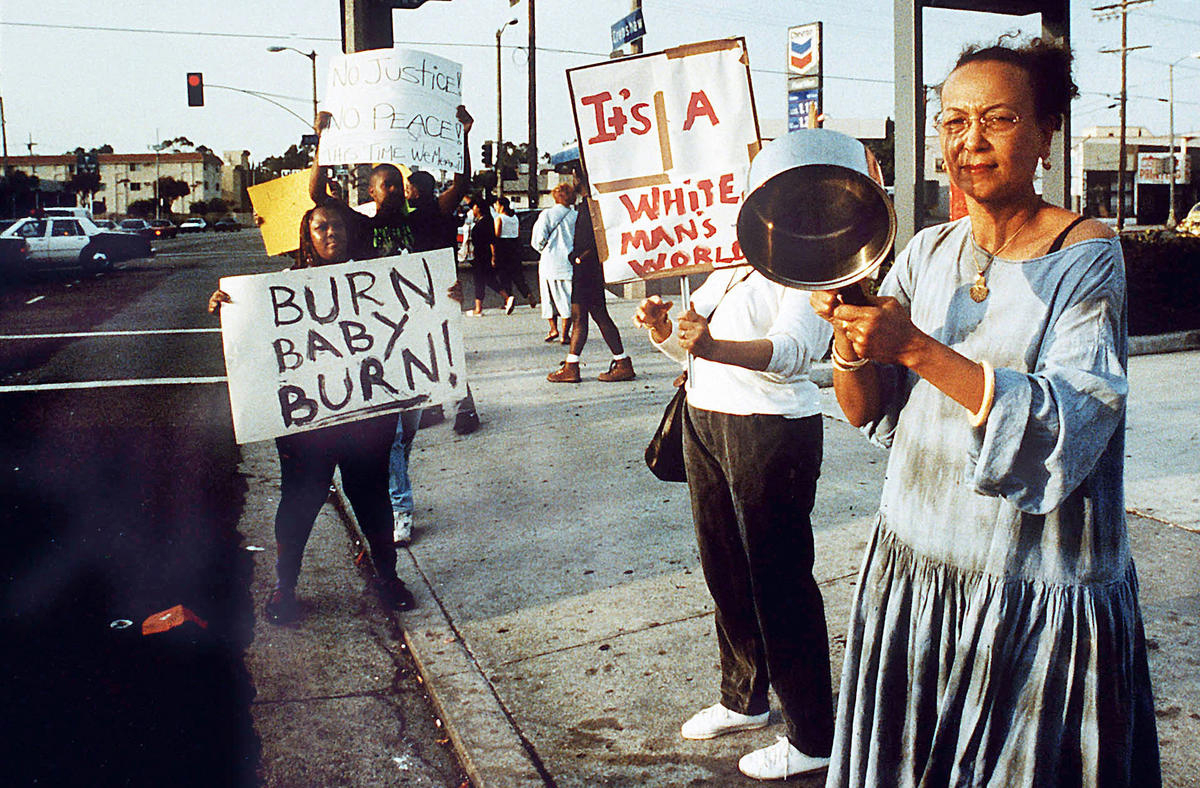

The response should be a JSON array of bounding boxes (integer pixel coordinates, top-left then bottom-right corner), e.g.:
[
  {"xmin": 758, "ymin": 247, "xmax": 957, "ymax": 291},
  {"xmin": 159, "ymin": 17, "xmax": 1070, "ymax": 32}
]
[
  {"xmin": 547, "ymin": 360, "xmax": 581, "ymax": 383},
  {"xmin": 597, "ymin": 357, "xmax": 635, "ymax": 382}
]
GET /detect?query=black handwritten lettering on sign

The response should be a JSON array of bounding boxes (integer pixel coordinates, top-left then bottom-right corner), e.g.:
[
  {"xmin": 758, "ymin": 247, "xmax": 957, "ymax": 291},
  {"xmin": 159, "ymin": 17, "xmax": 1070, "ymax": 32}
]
[
  {"xmin": 319, "ymin": 48, "xmax": 464, "ymax": 170},
  {"xmin": 218, "ymin": 249, "xmax": 466, "ymax": 444}
]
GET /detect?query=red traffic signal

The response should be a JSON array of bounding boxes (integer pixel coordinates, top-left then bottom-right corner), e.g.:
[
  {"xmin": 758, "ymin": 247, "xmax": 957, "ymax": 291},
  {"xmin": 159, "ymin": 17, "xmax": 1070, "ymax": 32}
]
[{"xmin": 187, "ymin": 72, "xmax": 204, "ymax": 107}]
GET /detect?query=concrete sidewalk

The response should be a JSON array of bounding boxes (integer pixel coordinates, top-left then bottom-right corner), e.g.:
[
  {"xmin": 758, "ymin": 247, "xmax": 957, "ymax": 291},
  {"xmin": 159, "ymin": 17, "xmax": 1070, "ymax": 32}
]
[{"xmin": 311, "ymin": 293, "xmax": 1199, "ymax": 786}]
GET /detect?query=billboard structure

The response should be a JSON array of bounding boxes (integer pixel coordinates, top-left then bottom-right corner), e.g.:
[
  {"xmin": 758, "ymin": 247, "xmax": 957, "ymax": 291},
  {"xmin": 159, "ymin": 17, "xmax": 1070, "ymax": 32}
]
[{"xmin": 787, "ymin": 22, "xmax": 822, "ymax": 132}]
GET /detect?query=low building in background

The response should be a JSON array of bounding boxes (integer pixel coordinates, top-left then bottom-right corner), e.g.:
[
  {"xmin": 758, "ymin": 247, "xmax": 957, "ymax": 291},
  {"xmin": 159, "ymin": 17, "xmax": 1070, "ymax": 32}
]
[{"xmin": 4, "ymin": 150, "xmax": 224, "ymax": 217}]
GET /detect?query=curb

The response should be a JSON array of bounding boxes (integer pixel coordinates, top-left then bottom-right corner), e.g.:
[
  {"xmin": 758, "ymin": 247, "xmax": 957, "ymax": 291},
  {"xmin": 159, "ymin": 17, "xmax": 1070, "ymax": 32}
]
[
  {"xmin": 1129, "ymin": 329, "xmax": 1200, "ymax": 356},
  {"xmin": 330, "ymin": 483, "xmax": 549, "ymax": 788}
]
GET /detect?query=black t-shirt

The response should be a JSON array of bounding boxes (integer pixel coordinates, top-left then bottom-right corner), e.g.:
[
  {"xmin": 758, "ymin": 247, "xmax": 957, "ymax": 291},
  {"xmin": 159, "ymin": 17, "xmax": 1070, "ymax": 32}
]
[
  {"xmin": 367, "ymin": 206, "xmax": 412, "ymax": 257},
  {"xmin": 406, "ymin": 203, "xmax": 456, "ymax": 254},
  {"xmin": 469, "ymin": 214, "xmax": 495, "ymax": 267}
]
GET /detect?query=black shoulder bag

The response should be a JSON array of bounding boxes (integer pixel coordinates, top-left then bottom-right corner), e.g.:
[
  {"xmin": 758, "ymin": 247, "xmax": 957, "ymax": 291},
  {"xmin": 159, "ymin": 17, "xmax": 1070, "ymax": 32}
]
[{"xmin": 644, "ymin": 270, "xmax": 751, "ymax": 482}]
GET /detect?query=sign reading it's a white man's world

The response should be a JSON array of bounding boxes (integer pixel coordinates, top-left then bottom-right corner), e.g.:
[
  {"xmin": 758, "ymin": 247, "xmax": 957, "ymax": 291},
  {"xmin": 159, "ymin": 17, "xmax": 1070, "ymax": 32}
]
[
  {"xmin": 318, "ymin": 48, "xmax": 464, "ymax": 172},
  {"xmin": 567, "ymin": 38, "xmax": 761, "ymax": 284},
  {"xmin": 218, "ymin": 249, "xmax": 465, "ymax": 444}
]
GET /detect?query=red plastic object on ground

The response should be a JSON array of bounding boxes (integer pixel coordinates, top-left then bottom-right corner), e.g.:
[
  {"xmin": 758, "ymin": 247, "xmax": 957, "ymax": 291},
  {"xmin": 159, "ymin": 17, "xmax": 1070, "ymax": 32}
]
[{"xmin": 142, "ymin": 604, "xmax": 209, "ymax": 636}]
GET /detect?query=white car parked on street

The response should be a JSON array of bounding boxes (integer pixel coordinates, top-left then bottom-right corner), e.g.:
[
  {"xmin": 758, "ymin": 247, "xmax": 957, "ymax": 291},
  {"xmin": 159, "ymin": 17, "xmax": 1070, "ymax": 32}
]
[{"xmin": 0, "ymin": 215, "xmax": 154, "ymax": 272}]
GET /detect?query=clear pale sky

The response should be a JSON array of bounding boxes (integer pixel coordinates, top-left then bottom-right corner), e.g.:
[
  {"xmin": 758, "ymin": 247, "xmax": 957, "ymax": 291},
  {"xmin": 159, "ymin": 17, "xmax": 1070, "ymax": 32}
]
[{"xmin": 2, "ymin": 0, "xmax": 1198, "ymax": 163}]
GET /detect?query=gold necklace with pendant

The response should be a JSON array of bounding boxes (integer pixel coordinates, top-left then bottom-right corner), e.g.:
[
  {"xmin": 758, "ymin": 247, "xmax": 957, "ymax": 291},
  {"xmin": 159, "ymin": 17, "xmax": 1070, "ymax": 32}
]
[{"xmin": 970, "ymin": 206, "xmax": 1039, "ymax": 303}]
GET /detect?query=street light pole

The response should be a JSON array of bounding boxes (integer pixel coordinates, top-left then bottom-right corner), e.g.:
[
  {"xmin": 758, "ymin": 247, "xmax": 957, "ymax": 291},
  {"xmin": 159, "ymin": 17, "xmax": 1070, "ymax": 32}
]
[
  {"xmin": 268, "ymin": 46, "xmax": 319, "ymax": 124},
  {"xmin": 1167, "ymin": 52, "xmax": 1200, "ymax": 228},
  {"xmin": 496, "ymin": 19, "xmax": 517, "ymax": 198},
  {"xmin": 527, "ymin": 0, "xmax": 538, "ymax": 210}
]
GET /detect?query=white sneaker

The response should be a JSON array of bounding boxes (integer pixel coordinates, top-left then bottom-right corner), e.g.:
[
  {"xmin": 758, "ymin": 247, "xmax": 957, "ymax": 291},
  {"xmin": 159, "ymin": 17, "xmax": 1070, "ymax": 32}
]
[
  {"xmin": 504, "ymin": 295, "xmax": 517, "ymax": 314},
  {"xmin": 680, "ymin": 703, "xmax": 769, "ymax": 740},
  {"xmin": 392, "ymin": 510, "xmax": 413, "ymax": 545},
  {"xmin": 738, "ymin": 736, "xmax": 829, "ymax": 781}
]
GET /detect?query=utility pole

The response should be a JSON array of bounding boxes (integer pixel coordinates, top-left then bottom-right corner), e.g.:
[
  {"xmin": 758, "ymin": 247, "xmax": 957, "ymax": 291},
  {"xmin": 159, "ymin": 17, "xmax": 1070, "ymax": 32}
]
[
  {"xmin": 1167, "ymin": 52, "xmax": 1200, "ymax": 227},
  {"xmin": 0, "ymin": 95, "xmax": 9, "ymax": 176},
  {"xmin": 629, "ymin": 0, "xmax": 643, "ymax": 55},
  {"xmin": 1095, "ymin": 0, "xmax": 1153, "ymax": 230},
  {"xmin": 526, "ymin": 0, "xmax": 538, "ymax": 210},
  {"xmin": 341, "ymin": 0, "xmax": 394, "ymax": 203}
]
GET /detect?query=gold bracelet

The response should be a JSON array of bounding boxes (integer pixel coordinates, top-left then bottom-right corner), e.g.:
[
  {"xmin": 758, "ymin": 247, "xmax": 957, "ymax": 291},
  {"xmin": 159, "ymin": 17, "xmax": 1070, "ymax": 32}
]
[{"xmin": 831, "ymin": 345, "xmax": 869, "ymax": 371}]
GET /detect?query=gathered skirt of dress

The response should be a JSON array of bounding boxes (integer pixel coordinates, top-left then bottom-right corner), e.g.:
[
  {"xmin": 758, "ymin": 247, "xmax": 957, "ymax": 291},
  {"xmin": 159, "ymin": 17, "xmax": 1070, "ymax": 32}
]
[{"xmin": 828, "ymin": 520, "xmax": 1160, "ymax": 788}]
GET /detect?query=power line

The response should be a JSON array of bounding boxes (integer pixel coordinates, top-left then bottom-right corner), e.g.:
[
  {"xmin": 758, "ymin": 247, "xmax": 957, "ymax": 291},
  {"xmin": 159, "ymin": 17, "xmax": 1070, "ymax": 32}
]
[
  {"xmin": 0, "ymin": 20, "xmax": 597, "ymax": 57},
  {"xmin": 2, "ymin": 19, "xmax": 895, "ymax": 87}
]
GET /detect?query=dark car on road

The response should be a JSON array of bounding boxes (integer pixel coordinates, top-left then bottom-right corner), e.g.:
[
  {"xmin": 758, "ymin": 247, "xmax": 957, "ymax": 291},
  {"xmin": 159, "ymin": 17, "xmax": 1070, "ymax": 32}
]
[
  {"xmin": 149, "ymin": 219, "xmax": 178, "ymax": 239},
  {"xmin": 213, "ymin": 217, "xmax": 242, "ymax": 232},
  {"xmin": 119, "ymin": 219, "xmax": 157, "ymax": 239},
  {"xmin": 515, "ymin": 208, "xmax": 541, "ymax": 262}
]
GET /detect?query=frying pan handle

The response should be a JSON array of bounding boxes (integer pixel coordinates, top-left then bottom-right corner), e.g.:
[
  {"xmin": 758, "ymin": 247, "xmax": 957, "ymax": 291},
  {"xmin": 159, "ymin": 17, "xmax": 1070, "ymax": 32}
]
[{"xmin": 837, "ymin": 282, "xmax": 871, "ymax": 306}]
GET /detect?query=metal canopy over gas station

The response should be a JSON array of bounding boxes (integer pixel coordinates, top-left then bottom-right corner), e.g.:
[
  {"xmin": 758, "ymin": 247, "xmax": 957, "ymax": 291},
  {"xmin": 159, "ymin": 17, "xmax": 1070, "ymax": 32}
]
[{"xmin": 893, "ymin": 0, "xmax": 1071, "ymax": 247}]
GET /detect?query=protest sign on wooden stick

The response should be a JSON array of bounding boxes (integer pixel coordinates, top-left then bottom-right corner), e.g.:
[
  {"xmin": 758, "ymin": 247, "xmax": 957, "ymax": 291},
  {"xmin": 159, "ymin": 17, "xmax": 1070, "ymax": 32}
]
[
  {"xmin": 319, "ymin": 49, "xmax": 464, "ymax": 172},
  {"xmin": 567, "ymin": 39, "xmax": 761, "ymax": 284},
  {"xmin": 219, "ymin": 249, "xmax": 465, "ymax": 444}
]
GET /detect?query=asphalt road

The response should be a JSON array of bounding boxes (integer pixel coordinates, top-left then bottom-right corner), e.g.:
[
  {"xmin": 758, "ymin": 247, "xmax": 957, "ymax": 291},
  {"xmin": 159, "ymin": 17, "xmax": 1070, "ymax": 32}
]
[{"xmin": 0, "ymin": 232, "xmax": 465, "ymax": 787}]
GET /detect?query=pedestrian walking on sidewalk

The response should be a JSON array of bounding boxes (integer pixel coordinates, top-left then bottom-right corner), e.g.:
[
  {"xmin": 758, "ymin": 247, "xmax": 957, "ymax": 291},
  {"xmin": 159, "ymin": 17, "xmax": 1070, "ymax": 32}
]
[
  {"xmin": 811, "ymin": 37, "xmax": 1160, "ymax": 787},
  {"xmin": 548, "ymin": 172, "xmax": 634, "ymax": 383},
  {"xmin": 493, "ymin": 196, "xmax": 536, "ymax": 312},
  {"xmin": 532, "ymin": 182, "xmax": 577, "ymax": 344},
  {"xmin": 208, "ymin": 202, "xmax": 419, "ymax": 625},
  {"xmin": 465, "ymin": 195, "xmax": 512, "ymax": 316},
  {"xmin": 635, "ymin": 266, "xmax": 834, "ymax": 781}
]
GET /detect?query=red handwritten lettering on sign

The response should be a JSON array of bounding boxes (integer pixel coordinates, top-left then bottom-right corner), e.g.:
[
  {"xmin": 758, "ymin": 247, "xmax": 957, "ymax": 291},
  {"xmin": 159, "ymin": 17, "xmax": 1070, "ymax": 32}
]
[
  {"xmin": 683, "ymin": 90, "xmax": 719, "ymax": 131},
  {"xmin": 616, "ymin": 175, "xmax": 738, "ymax": 223},
  {"xmin": 580, "ymin": 88, "xmax": 653, "ymax": 145},
  {"xmin": 623, "ymin": 241, "xmax": 744, "ymax": 277}
]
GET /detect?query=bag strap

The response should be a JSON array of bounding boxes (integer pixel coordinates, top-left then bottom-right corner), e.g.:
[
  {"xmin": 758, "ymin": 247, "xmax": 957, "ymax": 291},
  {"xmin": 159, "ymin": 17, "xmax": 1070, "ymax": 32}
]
[{"xmin": 1047, "ymin": 216, "xmax": 1087, "ymax": 253}]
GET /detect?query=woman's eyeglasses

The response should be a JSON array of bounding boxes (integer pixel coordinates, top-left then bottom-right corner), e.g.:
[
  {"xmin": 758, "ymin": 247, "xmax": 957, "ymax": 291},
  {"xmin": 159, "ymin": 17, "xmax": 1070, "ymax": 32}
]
[{"xmin": 935, "ymin": 110, "xmax": 1022, "ymax": 138}]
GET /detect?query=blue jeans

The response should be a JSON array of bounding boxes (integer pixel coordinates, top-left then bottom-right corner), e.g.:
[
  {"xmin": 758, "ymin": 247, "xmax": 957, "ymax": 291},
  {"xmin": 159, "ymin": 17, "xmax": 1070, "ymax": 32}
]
[{"xmin": 389, "ymin": 409, "xmax": 423, "ymax": 514}]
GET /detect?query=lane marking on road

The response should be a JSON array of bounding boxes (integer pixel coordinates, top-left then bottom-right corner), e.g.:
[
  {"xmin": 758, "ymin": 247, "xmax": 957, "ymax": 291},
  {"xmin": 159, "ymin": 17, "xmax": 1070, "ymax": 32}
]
[
  {"xmin": 154, "ymin": 252, "xmax": 239, "ymax": 258},
  {"xmin": 0, "ymin": 328, "xmax": 222, "ymax": 340},
  {"xmin": 24, "ymin": 296, "xmax": 45, "ymax": 305},
  {"xmin": 0, "ymin": 377, "xmax": 227, "ymax": 392}
]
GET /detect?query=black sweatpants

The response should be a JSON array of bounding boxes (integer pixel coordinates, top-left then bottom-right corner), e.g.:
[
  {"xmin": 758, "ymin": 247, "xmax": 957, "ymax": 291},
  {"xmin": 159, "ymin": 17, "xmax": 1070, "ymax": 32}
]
[
  {"xmin": 273, "ymin": 413, "xmax": 400, "ymax": 590},
  {"xmin": 682, "ymin": 405, "xmax": 834, "ymax": 757}
]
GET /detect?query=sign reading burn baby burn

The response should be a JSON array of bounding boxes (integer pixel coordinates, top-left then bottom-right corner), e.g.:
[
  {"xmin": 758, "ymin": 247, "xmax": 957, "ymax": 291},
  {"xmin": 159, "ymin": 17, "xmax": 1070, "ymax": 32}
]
[
  {"xmin": 218, "ymin": 250, "xmax": 466, "ymax": 445},
  {"xmin": 319, "ymin": 49, "xmax": 463, "ymax": 171},
  {"xmin": 567, "ymin": 39, "xmax": 761, "ymax": 284}
]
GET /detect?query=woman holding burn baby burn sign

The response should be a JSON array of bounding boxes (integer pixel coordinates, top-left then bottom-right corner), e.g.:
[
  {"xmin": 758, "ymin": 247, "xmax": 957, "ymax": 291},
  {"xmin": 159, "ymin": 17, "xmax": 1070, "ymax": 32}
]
[
  {"xmin": 208, "ymin": 201, "xmax": 440, "ymax": 624},
  {"xmin": 812, "ymin": 38, "xmax": 1159, "ymax": 786},
  {"xmin": 634, "ymin": 261, "xmax": 834, "ymax": 779}
]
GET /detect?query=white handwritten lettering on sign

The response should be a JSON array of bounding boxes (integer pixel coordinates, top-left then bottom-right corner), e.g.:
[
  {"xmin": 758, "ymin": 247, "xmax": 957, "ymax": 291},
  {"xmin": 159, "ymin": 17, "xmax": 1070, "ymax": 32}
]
[
  {"xmin": 319, "ymin": 49, "xmax": 464, "ymax": 172},
  {"xmin": 219, "ymin": 249, "xmax": 466, "ymax": 444},
  {"xmin": 567, "ymin": 39, "xmax": 760, "ymax": 284}
]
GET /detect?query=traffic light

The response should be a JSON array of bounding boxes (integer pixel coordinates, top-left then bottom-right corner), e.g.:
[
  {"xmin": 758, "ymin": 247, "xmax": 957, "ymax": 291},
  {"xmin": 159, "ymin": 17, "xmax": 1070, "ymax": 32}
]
[
  {"xmin": 482, "ymin": 140, "xmax": 494, "ymax": 168},
  {"xmin": 187, "ymin": 72, "xmax": 204, "ymax": 107}
]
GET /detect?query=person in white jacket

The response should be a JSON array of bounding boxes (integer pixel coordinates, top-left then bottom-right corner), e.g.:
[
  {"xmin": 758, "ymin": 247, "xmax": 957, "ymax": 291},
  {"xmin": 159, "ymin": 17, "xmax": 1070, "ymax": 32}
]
[
  {"xmin": 635, "ymin": 269, "xmax": 835, "ymax": 781},
  {"xmin": 530, "ymin": 182, "xmax": 577, "ymax": 343}
]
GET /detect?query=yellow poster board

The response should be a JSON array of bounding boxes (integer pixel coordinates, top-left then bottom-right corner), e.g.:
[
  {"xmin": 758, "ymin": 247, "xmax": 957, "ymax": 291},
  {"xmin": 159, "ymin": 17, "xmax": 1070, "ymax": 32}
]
[{"xmin": 247, "ymin": 172, "xmax": 314, "ymax": 257}]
